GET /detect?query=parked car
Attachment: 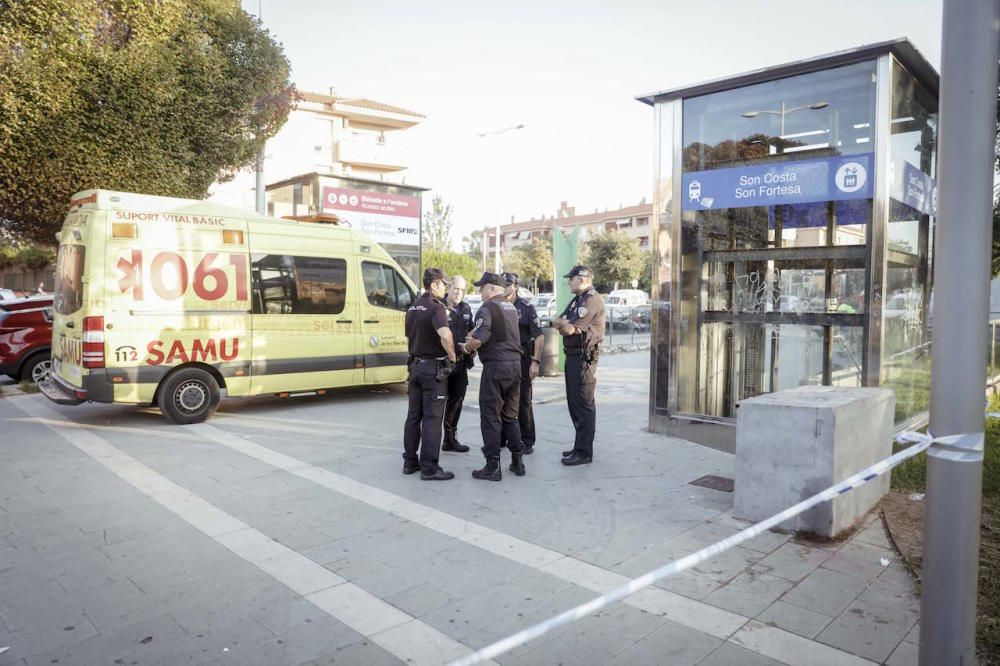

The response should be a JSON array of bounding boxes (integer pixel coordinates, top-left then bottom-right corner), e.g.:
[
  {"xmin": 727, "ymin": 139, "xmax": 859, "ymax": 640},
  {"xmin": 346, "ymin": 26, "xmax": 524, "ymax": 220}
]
[
  {"xmin": 465, "ymin": 294, "xmax": 483, "ymax": 318},
  {"xmin": 0, "ymin": 295, "xmax": 53, "ymax": 383},
  {"xmin": 604, "ymin": 289, "xmax": 651, "ymax": 331},
  {"xmin": 0, "ymin": 288, "xmax": 15, "ymax": 301},
  {"xmin": 532, "ymin": 293, "xmax": 556, "ymax": 326}
]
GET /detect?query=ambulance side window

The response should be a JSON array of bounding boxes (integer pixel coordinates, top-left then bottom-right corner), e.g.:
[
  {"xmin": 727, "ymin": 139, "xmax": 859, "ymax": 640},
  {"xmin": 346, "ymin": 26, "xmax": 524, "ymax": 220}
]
[
  {"xmin": 361, "ymin": 261, "xmax": 414, "ymax": 311},
  {"xmin": 252, "ymin": 254, "xmax": 348, "ymax": 315},
  {"xmin": 289, "ymin": 256, "xmax": 347, "ymax": 314},
  {"xmin": 251, "ymin": 254, "xmax": 295, "ymax": 314}
]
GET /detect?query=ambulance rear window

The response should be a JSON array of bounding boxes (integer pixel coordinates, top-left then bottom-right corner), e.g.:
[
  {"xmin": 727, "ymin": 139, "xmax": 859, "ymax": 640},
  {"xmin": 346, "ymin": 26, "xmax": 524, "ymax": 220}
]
[{"xmin": 54, "ymin": 244, "xmax": 85, "ymax": 315}]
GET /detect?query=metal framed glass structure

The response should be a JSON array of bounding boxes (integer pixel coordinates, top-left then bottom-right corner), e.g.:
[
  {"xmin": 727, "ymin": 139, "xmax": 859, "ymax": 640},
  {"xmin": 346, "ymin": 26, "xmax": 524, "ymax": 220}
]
[{"xmin": 638, "ymin": 40, "xmax": 939, "ymax": 451}]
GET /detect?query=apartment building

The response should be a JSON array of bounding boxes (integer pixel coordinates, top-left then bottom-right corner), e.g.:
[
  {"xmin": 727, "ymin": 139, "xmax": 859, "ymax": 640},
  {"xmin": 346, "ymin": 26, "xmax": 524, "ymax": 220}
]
[
  {"xmin": 208, "ymin": 89, "xmax": 428, "ymax": 282},
  {"xmin": 476, "ymin": 200, "xmax": 654, "ymax": 255},
  {"xmin": 209, "ymin": 89, "xmax": 425, "ymax": 211}
]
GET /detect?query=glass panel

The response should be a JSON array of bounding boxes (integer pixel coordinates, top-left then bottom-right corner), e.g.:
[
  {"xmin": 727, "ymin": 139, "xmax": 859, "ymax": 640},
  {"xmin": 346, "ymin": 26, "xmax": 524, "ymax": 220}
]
[
  {"xmin": 831, "ymin": 325, "xmax": 864, "ymax": 387},
  {"xmin": 696, "ymin": 322, "xmax": 828, "ymax": 417},
  {"xmin": 653, "ymin": 100, "xmax": 676, "ymax": 412},
  {"xmin": 884, "ymin": 60, "xmax": 936, "ymax": 424},
  {"xmin": 683, "ymin": 61, "xmax": 877, "ymax": 172}
]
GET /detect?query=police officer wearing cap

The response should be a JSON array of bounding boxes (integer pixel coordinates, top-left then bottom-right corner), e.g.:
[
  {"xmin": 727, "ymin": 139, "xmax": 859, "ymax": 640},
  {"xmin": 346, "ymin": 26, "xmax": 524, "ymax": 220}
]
[
  {"xmin": 551, "ymin": 265, "xmax": 605, "ymax": 465},
  {"xmin": 463, "ymin": 271, "xmax": 526, "ymax": 481},
  {"xmin": 442, "ymin": 275, "xmax": 474, "ymax": 453},
  {"xmin": 402, "ymin": 268, "xmax": 458, "ymax": 480},
  {"xmin": 502, "ymin": 272, "xmax": 543, "ymax": 454}
]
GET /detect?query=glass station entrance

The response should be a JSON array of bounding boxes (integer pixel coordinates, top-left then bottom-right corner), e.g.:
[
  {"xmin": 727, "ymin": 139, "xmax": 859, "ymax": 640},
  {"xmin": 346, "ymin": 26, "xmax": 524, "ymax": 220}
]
[{"xmin": 639, "ymin": 41, "xmax": 938, "ymax": 449}]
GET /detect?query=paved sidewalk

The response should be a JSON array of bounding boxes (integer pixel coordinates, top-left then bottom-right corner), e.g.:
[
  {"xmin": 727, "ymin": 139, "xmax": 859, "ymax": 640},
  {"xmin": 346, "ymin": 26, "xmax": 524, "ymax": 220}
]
[{"xmin": 0, "ymin": 352, "xmax": 918, "ymax": 665}]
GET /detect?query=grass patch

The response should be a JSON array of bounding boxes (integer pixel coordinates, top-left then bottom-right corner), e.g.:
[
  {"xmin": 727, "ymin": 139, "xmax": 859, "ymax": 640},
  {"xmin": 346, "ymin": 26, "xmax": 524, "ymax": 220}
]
[
  {"xmin": 17, "ymin": 379, "xmax": 40, "ymax": 394},
  {"xmin": 890, "ymin": 394, "xmax": 1000, "ymax": 661}
]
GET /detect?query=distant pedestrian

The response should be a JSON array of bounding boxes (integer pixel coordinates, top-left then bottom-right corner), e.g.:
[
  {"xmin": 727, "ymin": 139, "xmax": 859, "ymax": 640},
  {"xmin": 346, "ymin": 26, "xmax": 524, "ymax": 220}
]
[
  {"xmin": 36, "ymin": 282, "xmax": 45, "ymax": 295},
  {"xmin": 503, "ymin": 272, "xmax": 543, "ymax": 454},
  {"xmin": 402, "ymin": 268, "xmax": 458, "ymax": 481},
  {"xmin": 464, "ymin": 272, "xmax": 525, "ymax": 481},
  {"xmin": 551, "ymin": 265, "xmax": 605, "ymax": 466},
  {"xmin": 442, "ymin": 275, "xmax": 474, "ymax": 453}
]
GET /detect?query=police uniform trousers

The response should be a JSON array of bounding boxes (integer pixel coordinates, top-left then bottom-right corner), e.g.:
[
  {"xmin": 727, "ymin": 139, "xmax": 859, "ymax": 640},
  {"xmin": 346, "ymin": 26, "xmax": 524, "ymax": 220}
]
[
  {"xmin": 565, "ymin": 351, "xmax": 598, "ymax": 457},
  {"xmin": 518, "ymin": 354, "xmax": 536, "ymax": 446},
  {"xmin": 480, "ymin": 360, "xmax": 523, "ymax": 459},
  {"xmin": 443, "ymin": 360, "xmax": 469, "ymax": 445},
  {"xmin": 403, "ymin": 360, "xmax": 448, "ymax": 473}
]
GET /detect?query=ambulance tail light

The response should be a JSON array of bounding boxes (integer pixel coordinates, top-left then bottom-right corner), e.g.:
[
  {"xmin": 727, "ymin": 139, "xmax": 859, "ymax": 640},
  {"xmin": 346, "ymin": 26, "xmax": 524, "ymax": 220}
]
[{"xmin": 82, "ymin": 316, "xmax": 105, "ymax": 368}]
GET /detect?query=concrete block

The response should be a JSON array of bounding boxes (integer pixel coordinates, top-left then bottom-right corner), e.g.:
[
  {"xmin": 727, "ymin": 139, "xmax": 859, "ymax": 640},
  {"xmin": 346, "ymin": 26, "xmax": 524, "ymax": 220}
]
[{"xmin": 735, "ymin": 386, "xmax": 894, "ymax": 537}]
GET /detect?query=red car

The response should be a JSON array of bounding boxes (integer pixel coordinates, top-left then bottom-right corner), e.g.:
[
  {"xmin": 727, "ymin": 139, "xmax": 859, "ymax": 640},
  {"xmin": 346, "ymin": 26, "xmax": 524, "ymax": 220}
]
[{"xmin": 0, "ymin": 295, "xmax": 53, "ymax": 383}]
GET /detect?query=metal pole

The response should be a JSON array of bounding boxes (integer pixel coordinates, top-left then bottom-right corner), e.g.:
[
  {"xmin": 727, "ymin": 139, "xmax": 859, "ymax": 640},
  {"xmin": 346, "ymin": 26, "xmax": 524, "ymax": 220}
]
[
  {"xmin": 922, "ymin": 1, "xmax": 999, "ymax": 663},
  {"xmin": 254, "ymin": 0, "xmax": 266, "ymax": 216},
  {"xmin": 495, "ymin": 221, "xmax": 501, "ymax": 272}
]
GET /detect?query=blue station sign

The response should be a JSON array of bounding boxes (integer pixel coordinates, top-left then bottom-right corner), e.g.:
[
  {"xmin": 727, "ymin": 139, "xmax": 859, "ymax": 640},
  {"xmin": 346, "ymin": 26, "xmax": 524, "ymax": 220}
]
[{"xmin": 682, "ymin": 154, "xmax": 875, "ymax": 211}]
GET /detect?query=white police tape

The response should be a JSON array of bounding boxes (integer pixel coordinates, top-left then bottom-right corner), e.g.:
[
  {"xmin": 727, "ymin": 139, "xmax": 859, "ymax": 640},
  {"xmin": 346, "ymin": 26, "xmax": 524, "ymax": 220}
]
[{"xmin": 448, "ymin": 431, "xmax": 953, "ymax": 666}]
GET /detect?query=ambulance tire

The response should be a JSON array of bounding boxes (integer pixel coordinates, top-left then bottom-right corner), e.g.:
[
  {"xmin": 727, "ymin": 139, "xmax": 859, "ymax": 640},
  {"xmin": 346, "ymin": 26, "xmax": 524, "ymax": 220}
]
[{"xmin": 158, "ymin": 367, "xmax": 221, "ymax": 425}]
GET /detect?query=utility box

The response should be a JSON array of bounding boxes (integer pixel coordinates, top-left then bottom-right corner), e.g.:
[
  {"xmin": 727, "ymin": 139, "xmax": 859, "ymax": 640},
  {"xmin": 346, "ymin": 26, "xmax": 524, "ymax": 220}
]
[{"xmin": 734, "ymin": 386, "xmax": 895, "ymax": 537}]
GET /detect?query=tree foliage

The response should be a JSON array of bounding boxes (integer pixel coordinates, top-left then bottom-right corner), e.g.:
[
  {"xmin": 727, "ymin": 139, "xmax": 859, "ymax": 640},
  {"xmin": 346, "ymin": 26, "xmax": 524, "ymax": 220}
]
[
  {"xmin": 422, "ymin": 195, "xmax": 453, "ymax": 253},
  {"xmin": 421, "ymin": 249, "xmax": 478, "ymax": 287},
  {"xmin": 0, "ymin": 242, "xmax": 55, "ymax": 269},
  {"xmin": 0, "ymin": 0, "xmax": 293, "ymax": 243},
  {"xmin": 583, "ymin": 231, "xmax": 644, "ymax": 292},
  {"xmin": 503, "ymin": 238, "xmax": 553, "ymax": 292}
]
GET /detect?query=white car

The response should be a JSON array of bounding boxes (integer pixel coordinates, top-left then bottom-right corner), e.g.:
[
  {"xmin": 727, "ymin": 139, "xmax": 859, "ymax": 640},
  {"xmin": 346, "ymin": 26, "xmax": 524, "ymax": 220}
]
[
  {"xmin": 465, "ymin": 294, "xmax": 483, "ymax": 318},
  {"xmin": 0, "ymin": 288, "xmax": 15, "ymax": 302}
]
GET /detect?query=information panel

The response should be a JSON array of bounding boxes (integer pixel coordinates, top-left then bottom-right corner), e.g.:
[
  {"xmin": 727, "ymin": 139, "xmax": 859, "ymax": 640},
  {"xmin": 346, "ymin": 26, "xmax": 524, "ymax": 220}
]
[{"xmin": 682, "ymin": 154, "xmax": 875, "ymax": 211}]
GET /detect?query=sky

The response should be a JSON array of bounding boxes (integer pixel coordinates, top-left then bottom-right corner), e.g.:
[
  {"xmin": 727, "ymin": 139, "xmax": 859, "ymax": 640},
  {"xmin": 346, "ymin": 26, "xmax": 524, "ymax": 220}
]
[{"xmin": 240, "ymin": 0, "xmax": 943, "ymax": 250}]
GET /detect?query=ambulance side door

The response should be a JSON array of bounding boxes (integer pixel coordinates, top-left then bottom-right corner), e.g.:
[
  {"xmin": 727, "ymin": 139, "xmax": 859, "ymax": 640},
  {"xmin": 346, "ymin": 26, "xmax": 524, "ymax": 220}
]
[
  {"xmin": 359, "ymin": 260, "xmax": 413, "ymax": 384},
  {"xmin": 249, "ymin": 251, "xmax": 359, "ymax": 393}
]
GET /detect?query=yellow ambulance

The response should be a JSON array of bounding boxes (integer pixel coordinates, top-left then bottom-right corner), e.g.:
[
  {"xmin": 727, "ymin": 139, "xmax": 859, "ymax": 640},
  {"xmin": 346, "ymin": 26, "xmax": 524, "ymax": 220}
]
[{"xmin": 41, "ymin": 189, "xmax": 417, "ymax": 424}]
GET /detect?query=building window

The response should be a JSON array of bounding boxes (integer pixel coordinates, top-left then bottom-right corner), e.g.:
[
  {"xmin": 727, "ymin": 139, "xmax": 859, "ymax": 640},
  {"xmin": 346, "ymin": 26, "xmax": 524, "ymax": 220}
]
[{"xmin": 637, "ymin": 217, "xmax": 649, "ymax": 226}]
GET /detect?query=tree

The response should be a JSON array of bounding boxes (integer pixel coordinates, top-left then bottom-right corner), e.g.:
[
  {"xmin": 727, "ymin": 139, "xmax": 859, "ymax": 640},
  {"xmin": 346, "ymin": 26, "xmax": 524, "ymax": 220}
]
[
  {"xmin": 583, "ymin": 231, "xmax": 644, "ymax": 292},
  {"xmin": 422, "ymin": 195, "xmax": 453, "ymax": 253},
  {"xmin": 421, "ymin": 249, "xmax": 478, "ymax": 287},
  {"xmin": 0, "ymin": 0, "xmax": 293, "ymax": 243},
  {"xmin": 503, "ymin": 238, "xmax": 553, "ymax": 293}
]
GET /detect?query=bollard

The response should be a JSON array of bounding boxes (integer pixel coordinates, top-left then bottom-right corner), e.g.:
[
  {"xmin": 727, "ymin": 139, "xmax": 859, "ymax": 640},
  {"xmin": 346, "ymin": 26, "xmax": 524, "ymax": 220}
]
[{"xmin": 540, "ymin": 327, "xmax": 561, "ymax": 376}]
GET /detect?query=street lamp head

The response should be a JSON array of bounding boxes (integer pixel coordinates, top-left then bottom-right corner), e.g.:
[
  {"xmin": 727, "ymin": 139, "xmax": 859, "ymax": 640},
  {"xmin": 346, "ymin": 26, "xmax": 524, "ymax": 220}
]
[
  {"xmin": 741, "ymin": 111, "xmax": 760, "ymax": 118},
  {"xmin": 808, "ymin": 102, "xmax": 830, "ymax": 110}
]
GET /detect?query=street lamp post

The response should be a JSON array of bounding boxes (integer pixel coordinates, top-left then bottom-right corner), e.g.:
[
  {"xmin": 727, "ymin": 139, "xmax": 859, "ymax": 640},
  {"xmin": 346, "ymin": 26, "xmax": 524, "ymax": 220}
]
[
  {"xmin": 477, "ymin": 123, "xmax": 526, "ymax": 272},
  {"xmin": 741, "ymin": 101, "xmax": 829, "ymax": 152}
]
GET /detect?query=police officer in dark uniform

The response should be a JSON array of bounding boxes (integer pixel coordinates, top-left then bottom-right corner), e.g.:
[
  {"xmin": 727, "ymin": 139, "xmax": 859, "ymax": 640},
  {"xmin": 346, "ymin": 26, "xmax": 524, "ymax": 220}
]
[
  {"xmin": 503, "ymin": 272, "xmax": 543, "ymax": 454},
  {"xmin": 402, "ymin": 268, "xmax": 458, "ymax": 481},
  {"xmin": 442, "ymin": 275, "xmax": 473, "ymax": 453},
  {"xmin": 551, "ymin": 265, "xmax": 605, "ymax": 466},
  {"xmin": 463, "ymin": 272, "xmax": 525, "ymax": 481}
]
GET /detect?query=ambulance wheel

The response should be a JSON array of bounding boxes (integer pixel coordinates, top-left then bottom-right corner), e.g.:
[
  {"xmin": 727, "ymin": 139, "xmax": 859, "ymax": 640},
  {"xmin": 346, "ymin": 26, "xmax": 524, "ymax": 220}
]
[{"xmin": 158, "ymin": 368, "xmax": 220, "ymax": 425}]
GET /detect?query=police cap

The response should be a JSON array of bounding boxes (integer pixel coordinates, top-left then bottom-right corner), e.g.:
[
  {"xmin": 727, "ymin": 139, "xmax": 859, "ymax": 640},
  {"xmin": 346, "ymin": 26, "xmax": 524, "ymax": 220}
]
[
  {"xmin": 423, "ymin": 267, "xmax": 450, "ymax": 288},
  {"xmin": 563, "ymin": 264, "xmax": 594, "ymax": 279},
  {"xmin": 502, "ymin": 271, "xmax": 519, "ymax": 287},
  {"xmin": 473, "ymin": 271, "xmax": 505, "ymax": 287}
]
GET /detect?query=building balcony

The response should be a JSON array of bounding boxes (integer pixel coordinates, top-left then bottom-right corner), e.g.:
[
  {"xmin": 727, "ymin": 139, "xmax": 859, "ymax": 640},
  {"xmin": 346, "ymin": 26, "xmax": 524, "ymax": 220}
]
[{"xmin": 335, "ymin": 137, "xmax": 408, "ymax": 171}]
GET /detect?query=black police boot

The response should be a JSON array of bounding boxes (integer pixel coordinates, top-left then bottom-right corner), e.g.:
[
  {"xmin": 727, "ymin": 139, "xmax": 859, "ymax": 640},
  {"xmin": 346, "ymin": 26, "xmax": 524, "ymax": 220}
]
[
  {"xmin": 442, "ymin": 439, "xmax": 470, "ymax": 453},
  {"xmin": 562, "ymin": 452, "xmax": 593, "ymax": 466},
  {"xmin": 562, "ymin": 449, "xmax": 575, "ymax": 457},
  {"xmin": 403, "ymin": 460, "xmax": 421, "ymax": 475},
  {"xmin": 509, "ymin": 452, "xmax": 526, "ymax": 476},
  {"xmin": 472, "ymin": 456, "xmax": 502, "ymax": 481},
  {"xmin": 420, "ymin": 467, "xmax": 455, "ymax": 481},
  {"xmin": 523, "ymin": 443, "xmax": 534, "ymax": 455}
]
